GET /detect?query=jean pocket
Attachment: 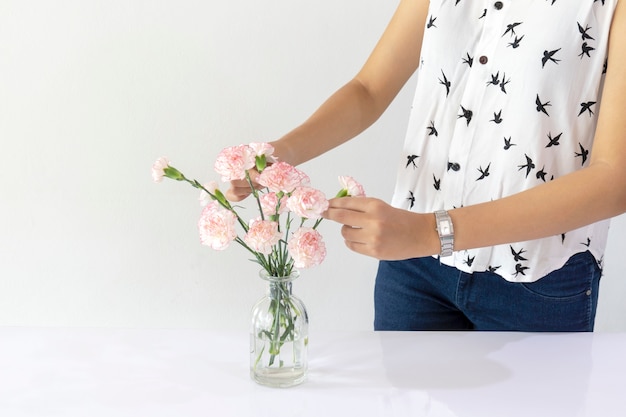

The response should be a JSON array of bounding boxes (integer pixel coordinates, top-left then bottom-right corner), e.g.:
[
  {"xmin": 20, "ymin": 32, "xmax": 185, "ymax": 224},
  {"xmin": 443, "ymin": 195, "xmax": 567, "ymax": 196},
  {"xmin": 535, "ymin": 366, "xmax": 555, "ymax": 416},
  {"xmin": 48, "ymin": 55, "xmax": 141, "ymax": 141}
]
[{"xmin": 520, "ymin": 251, "xmax": 600, "ymax": 301}]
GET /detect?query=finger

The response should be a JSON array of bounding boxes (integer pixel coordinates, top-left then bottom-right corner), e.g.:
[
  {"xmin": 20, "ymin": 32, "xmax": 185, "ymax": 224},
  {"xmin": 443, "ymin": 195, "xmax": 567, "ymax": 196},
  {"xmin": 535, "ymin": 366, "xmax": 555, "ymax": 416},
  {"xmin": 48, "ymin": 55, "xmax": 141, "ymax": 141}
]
[
  {"xmin": 341, "ymin": 224, "xmax": 365, "ymax": 243},
  {"xmin": 323, "ymin": 206, "xmax": 368, "ymax": 227},
  {"xmin": 225, "ymin": 187, "xmax": 251, "ymax": 202},
  {"xmin": 326, "ymin": 196, "xmax": 373, "ymax": 211},
  {"xmin": 343, "ymin": 239, "xmax": 369, "ymax": 256}
]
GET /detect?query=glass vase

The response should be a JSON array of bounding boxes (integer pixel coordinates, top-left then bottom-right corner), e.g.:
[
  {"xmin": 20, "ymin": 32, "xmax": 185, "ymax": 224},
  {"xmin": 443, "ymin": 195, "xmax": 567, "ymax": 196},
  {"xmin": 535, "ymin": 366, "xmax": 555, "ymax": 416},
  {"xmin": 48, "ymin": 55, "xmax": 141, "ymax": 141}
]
[{"xmin": 250, "ymin": 270, "xmax": 309, "ymax": 388}]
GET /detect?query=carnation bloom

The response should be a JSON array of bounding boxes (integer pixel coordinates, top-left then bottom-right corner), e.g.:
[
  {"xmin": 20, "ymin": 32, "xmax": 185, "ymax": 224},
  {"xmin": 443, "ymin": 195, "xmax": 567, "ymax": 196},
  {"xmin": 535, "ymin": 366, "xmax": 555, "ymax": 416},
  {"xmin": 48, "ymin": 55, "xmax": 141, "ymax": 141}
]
[
  {"xmin": 151, "ymin": 157, "xmax": 170, "ymax": 183},
  {"xmin": 286, "ymin": 186, "xmax": 329, "ymax": 219},
  {"xmin": 288, "ymin": 227, "xmax": 326, "ymax": 269},
  {"xmin": 198, "ymin": 181, "xmax": 219, "ymax": 207},
  {"xmin": 244, "ymin": 218, "xmax": 282, "ymax": 254},
  {"xmin": 214, "ymin": 144, "xmax": 256, "ymax": 182},
  {"xmin": 249, "ymin": 142, "xmax": 275, "ymax": 159},
  {"xmin": 258, "ymin": 161, "xmax": 309, "ymax": 193},
  {"xmin": 338, "ymin": 175, "xmax": 366, "ymax": 197},
  {"xmin": 198, "ymin": 201, "xmax": 237, "ymax": 250},
  {"xmin": 259, "ymin": 192, "xmax": 287, "ymax": 217}
]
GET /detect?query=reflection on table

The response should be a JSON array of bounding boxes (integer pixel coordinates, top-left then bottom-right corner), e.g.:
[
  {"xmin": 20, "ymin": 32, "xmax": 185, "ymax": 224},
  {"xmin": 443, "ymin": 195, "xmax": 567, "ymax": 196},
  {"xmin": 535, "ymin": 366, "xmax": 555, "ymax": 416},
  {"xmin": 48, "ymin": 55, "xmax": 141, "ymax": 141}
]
[{"xmin": 0, "ymin": 328, "xmax": 624, "ymax": 417}]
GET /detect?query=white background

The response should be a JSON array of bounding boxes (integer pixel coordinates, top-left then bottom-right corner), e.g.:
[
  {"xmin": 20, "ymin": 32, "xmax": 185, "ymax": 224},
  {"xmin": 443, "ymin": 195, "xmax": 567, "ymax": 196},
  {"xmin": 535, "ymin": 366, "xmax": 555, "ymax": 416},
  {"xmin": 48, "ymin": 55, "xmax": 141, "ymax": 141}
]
[{"xmin": 1, "ymin": 0, "xmax": 624, "ymax": 332}]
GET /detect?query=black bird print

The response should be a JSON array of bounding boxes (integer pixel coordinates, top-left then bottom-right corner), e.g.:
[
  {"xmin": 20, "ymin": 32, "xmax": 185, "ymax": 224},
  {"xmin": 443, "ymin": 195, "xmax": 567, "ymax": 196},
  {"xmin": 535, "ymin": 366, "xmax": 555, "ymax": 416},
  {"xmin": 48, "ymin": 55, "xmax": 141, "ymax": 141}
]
[
  {"xmin": 500, "ymin": 74, "xmax": 511, "ymax": 94},
  {"xmin": 518, "ymin": 154, "xmax": 535, "ymax": 178},
  {"xmin": 542, "ymin": 48, "xmax": 561, "ymax": 68},
  {"xmin": 439, "ymin": 70, "xmax": 451, "ymax": 97},
  {"xmin": 477, "ymin": 163, "xmax": 491, "ymax": 181},
  {"xmin": 536, "ymin": 167, "xmax": 548, "ymax": 182},
  {"xmin": 503, "ymin": 136, "xmax": 516, "ymax": 150},
  {"xmin": 407, "ymin": 191, "xmax": 415, "ymax": 209},
  {"xmin": 510, "ymin": 245, "xmax": 528, "ymax": 262},
  {"xmin": 581, "ymin": 237, "xmax": 591, "ymax": 247},
  {"xmin": 575, "ymin": 143, "xmax": 589, "ymax": 165},
  {"xmin": 545, "ymin": 131, "xmax": 562, "ymax": 147},
  {"xmin": 488, "ymin": 265, "xmax": 501, "ymax": 273},
  {"xmin": 578, "ymin": 101, "xmax": 597, "ymax": 116},
  {"xmin": 502, "ymin": 22, "xmax": 522, "ymax": 37},
  {"xmin": 427, "ymin": 120, "xmax": 438, "ymax": 137},
  {"xmin": 508, "ymin": 35, "xmax": 524, "ymax": 49},
  {"xmin": 427, "ymin": 15, "xmax": 437, "ymax": 29},
  {"xmin": 463, "ymin": 53, "xmax": 474, "ymax": 67},
  {"xmin": 603, "ymin": 58, "xmax": 608, "ymax": 74},
  {"xmin": 491, "ymin": 110, "xmax": 503, "ymax": 124},
  {"xmin": 535, "ymin": 94, "xmax": 551, "ymax": 116},
  {"xmin": 479, "ymin": 9, "xmax": 487, "ymax": 19},
  {"xmin": 433, "ymin": 174, "xmax": 441, "ymax": 191},
  {"xmin": 561, "ymin": 233, "xmax": 566, "ymax": 244},
  {"xmin": 464, "ymin": 254, "xmax": 475, "ymax": 267},
  {"xmin": 514, "ymin": 263, "xmax": 530, "ymax": 277},
  {"xmin": 487, "ymin": 71, "xmax": 500, "ymax": 86},
  {"xmin": 579, "ymin": 42, "xmax": 595, "ymax": 58},
  {"xmin": 406, "ymin": 154, "xmax": 419, "ymax": 169},
  {"xmin": 458, "ymin": 105, "xmax": 473, "ymax": 125},
  {"xmin": 578, "ymin": 22, "xmax": 595, "ymax": 41}
]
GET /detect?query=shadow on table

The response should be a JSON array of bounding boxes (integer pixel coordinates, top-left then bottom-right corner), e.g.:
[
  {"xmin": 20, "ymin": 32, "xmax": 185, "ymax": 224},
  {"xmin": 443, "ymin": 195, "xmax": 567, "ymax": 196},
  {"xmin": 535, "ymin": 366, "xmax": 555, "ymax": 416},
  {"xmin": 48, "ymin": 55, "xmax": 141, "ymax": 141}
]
[
  {"xmin": 378, "ymin": 332, "xmax": 593, "ymax": 417},
  {"xmin": 378, "ymin": 331, "xmax": 517, "ymax": 389}
]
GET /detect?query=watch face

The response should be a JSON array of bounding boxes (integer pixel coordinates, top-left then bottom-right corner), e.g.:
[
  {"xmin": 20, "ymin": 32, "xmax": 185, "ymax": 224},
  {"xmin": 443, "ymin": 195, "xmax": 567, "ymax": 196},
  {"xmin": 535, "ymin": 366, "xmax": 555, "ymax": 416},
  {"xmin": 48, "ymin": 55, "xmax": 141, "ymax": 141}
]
[{"xmin": 439, "ymin": 220, "xmax": 451, "ymax": 235}]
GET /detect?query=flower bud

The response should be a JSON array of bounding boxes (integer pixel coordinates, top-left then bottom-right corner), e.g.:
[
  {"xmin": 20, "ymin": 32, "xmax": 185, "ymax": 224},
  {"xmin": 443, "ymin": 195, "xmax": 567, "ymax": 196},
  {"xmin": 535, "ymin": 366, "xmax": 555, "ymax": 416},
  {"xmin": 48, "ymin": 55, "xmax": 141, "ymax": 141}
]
[{"xmin": 163, "ymin": 166, "xmax": 185, "ymax": 181}]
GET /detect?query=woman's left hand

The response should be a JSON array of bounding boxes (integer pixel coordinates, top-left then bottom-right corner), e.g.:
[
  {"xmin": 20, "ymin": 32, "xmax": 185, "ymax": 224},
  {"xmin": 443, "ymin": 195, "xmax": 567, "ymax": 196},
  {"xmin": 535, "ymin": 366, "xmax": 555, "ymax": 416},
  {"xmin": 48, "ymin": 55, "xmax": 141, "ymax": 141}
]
[{"xmin": 322, "ymin": 197, "xmax": 439, "ymax": 260}]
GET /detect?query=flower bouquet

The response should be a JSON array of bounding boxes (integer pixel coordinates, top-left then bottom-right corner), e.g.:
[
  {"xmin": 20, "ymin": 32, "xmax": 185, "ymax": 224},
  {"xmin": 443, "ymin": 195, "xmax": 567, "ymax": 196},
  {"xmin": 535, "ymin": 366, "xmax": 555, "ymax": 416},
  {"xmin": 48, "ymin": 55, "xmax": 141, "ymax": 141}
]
[{"xmin": 152, "ymin": 143, "xmax": 364, "ymax": 387}]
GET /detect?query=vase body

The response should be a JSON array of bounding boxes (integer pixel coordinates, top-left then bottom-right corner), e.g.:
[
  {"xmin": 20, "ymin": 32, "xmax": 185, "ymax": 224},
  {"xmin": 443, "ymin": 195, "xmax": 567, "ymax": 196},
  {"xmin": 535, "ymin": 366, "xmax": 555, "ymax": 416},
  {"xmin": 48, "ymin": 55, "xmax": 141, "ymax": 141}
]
[{"xmin": 250, "ymin": 270, "xmax": 308, "ymax": 387}]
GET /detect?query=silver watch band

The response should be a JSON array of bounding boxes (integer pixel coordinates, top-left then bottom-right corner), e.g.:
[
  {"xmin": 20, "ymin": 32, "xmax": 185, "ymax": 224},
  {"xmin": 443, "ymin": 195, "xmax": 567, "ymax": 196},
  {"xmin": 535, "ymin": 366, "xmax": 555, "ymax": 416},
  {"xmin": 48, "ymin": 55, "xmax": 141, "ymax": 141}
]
[{"xmin": 434, "ymin": 210, "xmax": 454, "ymax": 257}]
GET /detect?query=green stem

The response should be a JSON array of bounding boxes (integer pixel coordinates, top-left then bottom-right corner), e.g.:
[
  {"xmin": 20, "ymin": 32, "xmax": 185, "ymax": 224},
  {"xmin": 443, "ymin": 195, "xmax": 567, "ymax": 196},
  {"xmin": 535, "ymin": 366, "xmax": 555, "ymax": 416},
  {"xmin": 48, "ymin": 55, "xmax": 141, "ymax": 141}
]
[{"xmin": 246, "ymin": 171, "xmax": 266, "ymax": 222}]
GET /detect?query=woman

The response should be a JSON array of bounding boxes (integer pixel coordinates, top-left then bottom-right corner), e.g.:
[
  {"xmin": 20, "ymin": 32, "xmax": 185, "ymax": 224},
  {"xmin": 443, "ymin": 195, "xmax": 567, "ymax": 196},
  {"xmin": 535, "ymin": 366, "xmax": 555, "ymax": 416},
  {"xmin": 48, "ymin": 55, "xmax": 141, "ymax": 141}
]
[{"xmin": 227, "ymin": 0, "xmax": 626, "ymax": 331}]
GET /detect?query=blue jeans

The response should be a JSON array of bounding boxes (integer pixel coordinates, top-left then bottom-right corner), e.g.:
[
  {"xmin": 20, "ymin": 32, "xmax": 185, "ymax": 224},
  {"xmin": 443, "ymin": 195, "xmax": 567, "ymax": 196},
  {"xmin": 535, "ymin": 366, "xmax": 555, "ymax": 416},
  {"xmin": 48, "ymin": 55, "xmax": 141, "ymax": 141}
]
[{"xmin": 374, "ymin": 251, "xmax": 601, "ymax": 331}]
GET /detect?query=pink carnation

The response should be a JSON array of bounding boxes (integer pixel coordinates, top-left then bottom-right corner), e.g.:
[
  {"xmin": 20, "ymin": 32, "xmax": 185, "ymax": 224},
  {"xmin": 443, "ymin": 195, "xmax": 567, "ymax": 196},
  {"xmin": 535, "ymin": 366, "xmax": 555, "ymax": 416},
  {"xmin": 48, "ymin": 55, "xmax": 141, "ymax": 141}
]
[
  {"xmin": 286, "ymin": 186, "xmax": 329, "ymax": 219},
  {"xmin": 198, "ymin": 201, "xmax": 237, "ymax": 250},
  {"xmin": 288, "ymin": 227, "xmax": 326, "ymax": 269},
  {"xmin": 249, "ymin": 142, "xmax": 275, "ymax": 159},
  {"xmin": 244, "ymin": 218, "xmax": 282, "ymax": 254},
  {"xmin": 258, "ymin": 161, "xmax": 309, "ymax": 193},
  {"xmin": 151, "ymin": 157, "xmax": 170, "ymax": 183},
  {"xmin": 338, "ymin": 176, "xmax": 366, "ymax": 197},
  {"xmin": 259, "ymin": 192, "xmax": 287, "ymax": 217},
  {"xmin": 214, "ymin": 145, "xmax": 256, "ymax": 182}
]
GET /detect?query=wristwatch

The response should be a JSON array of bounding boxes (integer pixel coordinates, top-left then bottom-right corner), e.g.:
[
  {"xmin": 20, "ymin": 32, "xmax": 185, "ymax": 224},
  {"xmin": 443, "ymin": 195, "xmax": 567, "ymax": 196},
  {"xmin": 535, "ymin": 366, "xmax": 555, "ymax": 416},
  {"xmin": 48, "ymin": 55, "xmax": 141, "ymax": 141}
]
[{"xmin": 434, "ymin": 210, "xmax": 454, "ymax": 257}]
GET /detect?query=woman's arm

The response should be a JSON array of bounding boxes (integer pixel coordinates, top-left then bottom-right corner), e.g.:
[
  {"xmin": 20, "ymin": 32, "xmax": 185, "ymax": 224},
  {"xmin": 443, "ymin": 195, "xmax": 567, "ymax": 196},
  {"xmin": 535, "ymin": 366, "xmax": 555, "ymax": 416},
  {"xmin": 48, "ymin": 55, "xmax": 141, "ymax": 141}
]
[
  {"xmin": 226, "ymin": 0, "xmax": 429, "ymax": 201},
  {"xmin": 324, "ymin": 0, "xmax": 626, "ymax": 260},
  {"xmin": 272, "ymin": 0, "xmax": 429, "ymax": 166}
]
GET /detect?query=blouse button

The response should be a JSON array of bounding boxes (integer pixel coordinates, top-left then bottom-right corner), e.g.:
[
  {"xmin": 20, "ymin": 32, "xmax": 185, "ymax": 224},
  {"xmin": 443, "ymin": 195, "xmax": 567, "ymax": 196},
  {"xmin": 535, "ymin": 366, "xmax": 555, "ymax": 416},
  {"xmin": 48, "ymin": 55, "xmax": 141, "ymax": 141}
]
[
  {"xmin": 494, "ymin": 1, "xmax": 504, "ymax": 10},
  {"xmin": 479, "ymin": 56, "xmax": 488, "ymax": 65},
  {"xmin": 449, "ymin": 162, "xmax": 461, "ymax": 172}
]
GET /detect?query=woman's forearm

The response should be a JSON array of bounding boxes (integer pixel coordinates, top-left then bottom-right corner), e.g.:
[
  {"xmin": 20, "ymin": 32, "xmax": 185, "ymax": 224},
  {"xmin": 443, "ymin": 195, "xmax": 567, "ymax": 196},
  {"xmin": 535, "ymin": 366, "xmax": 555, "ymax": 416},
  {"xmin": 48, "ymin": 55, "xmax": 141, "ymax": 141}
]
[{"xmin": 269, "ymin": 78, "xmax": 387, "ymax": 167}]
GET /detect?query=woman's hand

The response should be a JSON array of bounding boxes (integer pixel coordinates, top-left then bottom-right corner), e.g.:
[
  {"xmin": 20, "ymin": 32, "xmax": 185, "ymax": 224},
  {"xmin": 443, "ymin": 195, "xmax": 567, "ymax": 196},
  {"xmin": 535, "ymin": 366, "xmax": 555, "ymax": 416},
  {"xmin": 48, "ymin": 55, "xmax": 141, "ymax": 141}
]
[
  {"xmin": 224, "ymin": 169, "xmax": 263, "ymax": 202},
  {"xmin": 322, "ymin": 197, "xmax": 439, "ymax": 260}
]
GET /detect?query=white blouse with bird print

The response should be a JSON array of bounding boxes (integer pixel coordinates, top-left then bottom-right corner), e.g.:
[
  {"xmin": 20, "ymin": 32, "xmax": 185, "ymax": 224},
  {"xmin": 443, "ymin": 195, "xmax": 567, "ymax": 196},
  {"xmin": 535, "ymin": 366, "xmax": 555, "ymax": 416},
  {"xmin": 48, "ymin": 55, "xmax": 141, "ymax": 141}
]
[{"xmin": 391, "ymin": 0, "xmax": 618, "ymax": 282}]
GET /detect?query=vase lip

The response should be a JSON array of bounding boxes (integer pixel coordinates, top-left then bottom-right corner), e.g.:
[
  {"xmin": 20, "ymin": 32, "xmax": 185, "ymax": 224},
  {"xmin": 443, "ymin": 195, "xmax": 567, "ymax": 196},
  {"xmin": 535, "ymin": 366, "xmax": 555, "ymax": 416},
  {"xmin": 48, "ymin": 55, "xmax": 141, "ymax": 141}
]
[{"xmin": 259, "ymin": 269, "xmax": 300, "ymax": 282}]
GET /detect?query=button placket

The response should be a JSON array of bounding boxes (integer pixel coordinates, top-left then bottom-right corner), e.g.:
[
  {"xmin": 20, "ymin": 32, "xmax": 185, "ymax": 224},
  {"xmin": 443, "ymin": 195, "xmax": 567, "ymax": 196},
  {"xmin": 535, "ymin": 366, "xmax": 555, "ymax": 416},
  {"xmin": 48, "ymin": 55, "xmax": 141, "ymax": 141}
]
[{"xmin": 440, "ymin": 8, "xmax": 506, "ymax": 208}]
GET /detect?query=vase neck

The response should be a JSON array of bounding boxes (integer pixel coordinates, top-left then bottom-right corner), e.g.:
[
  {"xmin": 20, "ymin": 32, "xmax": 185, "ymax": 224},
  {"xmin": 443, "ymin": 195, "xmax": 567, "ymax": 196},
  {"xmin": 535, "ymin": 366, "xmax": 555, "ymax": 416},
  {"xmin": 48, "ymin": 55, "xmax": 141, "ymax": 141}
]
[
  {"xmin": 267, "ymin": 281, "xmax": 292, "ymax": 299},
  {"xmin": 259, "ymin": 270, "xmax": 299, "ymax": 299}
]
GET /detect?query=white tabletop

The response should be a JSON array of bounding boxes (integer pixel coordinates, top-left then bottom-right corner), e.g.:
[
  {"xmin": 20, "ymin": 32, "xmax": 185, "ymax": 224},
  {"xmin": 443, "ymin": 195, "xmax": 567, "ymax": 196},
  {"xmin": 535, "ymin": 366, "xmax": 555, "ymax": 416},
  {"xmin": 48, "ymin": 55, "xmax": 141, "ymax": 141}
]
[{"xmin": 0, "ymin": 328, "xmax": 624, "ymax": 417}]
